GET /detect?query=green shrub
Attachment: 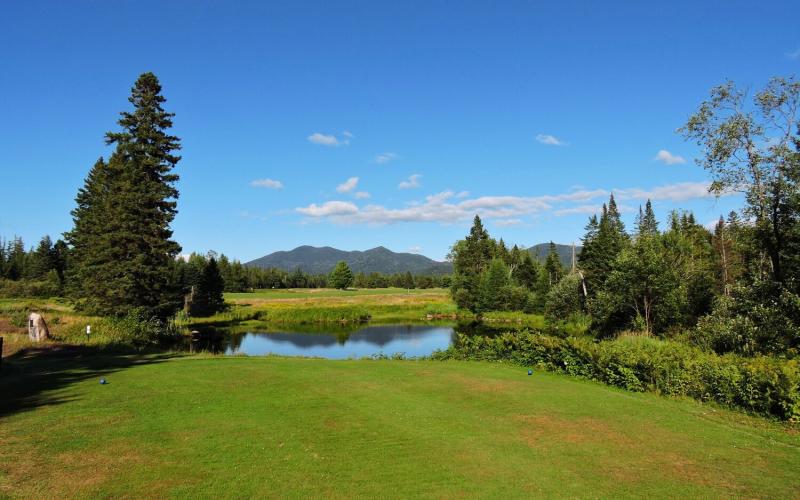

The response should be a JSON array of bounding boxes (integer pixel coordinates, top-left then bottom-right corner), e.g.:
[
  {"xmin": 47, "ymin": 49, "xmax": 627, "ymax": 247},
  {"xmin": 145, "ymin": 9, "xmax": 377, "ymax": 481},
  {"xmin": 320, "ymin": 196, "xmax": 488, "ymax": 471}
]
[
  {"xmin": 0, "ymin": 278, "xmax": 61, "ymax": 298},
  {"xmin": 544, "ymin": 273, "xmax": 584, "ymax": 323},
  {"xmin": 433, "ymin": 330, "xmax": 800, "ymax": 421}
]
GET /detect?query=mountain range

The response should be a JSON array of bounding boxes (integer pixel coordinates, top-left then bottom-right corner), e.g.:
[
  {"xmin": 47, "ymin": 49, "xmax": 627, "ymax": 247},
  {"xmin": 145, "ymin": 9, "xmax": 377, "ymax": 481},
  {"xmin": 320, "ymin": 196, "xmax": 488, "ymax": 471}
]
[
  {"xmin": 245, "ymin": 246, "xmax": 453, "ymax": 275},
  {"xmin": 245, "ymin": 243, "xmax": 581, "ymax": 275}
]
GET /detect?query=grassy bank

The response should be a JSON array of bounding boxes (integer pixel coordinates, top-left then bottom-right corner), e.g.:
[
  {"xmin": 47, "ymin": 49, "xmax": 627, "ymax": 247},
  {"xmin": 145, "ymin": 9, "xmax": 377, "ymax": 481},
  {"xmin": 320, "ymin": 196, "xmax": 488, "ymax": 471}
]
[
  {"xmin": 184, "ymin": 288, "xmax": 547, "ymax": 329},
  {"xmin": 2, "ymin": 354, "xmax": 799, "ymax": 497}
]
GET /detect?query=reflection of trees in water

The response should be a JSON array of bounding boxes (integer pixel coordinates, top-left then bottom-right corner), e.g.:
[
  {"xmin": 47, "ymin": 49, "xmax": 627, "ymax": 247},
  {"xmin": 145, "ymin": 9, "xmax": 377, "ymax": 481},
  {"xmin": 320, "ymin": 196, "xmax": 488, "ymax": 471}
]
[
  {"xmin": 230, "ymin": 324, "xmax": 455, "ymax": 351},
  {"xmin": 454, "ymin": 321, "xmax": 518, "ymax": 337},
  {"xmin": 184, "ymin": 322, "xmax": 504, "ymax": 354}
]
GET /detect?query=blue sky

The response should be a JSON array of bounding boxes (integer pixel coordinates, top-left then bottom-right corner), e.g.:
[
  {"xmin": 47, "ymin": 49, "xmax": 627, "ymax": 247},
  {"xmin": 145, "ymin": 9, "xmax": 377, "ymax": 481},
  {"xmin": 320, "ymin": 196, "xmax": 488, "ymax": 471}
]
[{"xmin": 1, "ymin": 1, "xmax": 798, "ymax": 262}]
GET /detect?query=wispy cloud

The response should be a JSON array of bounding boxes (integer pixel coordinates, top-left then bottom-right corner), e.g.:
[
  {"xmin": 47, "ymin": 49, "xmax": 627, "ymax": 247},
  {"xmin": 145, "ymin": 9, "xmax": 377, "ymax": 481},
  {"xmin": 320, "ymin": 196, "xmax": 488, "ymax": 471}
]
[
  {"xmin": 615, "ymin": 181, "xmax": 713, "ymax": 202},
  {"xmin": 336, "ymin": 176, "xmax": 359, "ymax": 193},
  {"xmin": 554, "ymin": 205, "xmax": 604, "ymax": 216},
  {"xmin": 787, "ymin": 48, "xmax": 800, "ymax": 60},
  {"xmin": 407, "ymin": 245, "xmax": 423, "ymax": 254},
  {"xmin": 653, "ymin": 149, "xmax": 687, "ymax": 165},
  {"xmin": 536, "ymin": 134, "xmax": 567, "ymax": 146},
  {"xmin": 297, "ymin": 201, "xmax": 359, "ymax": 217},
  {"xmin": 354, "ymin": 191, "xmax": 371, "ymax": 199},
  {"xmin": 308, "ymin": 130, "xmax": 352, "ymax": 147},
  {"xmin": 494, "ymin": 219, "xmax": 523, "ymax": 226},
  {"xmin": 294, "ymin": 181, "xmax": 729, "ymax": 226},
  {"xmin": 374, "ymin": 152, "xmax": 398, "ymax": 164},
  {"xmin": 250, "ymin": 178, "xmax": 284, "ymax": 189},
  {"xmin": 399, "ymin": 174, "xmax": 422, "ymax": 189}
]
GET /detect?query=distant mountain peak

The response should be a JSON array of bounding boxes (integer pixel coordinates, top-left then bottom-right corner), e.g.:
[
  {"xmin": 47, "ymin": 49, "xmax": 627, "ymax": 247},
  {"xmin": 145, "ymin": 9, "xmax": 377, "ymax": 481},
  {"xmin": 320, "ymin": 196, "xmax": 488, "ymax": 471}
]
[{"xmin": 246, "ymin": 246, "xmax": 452, "ymax": 275}]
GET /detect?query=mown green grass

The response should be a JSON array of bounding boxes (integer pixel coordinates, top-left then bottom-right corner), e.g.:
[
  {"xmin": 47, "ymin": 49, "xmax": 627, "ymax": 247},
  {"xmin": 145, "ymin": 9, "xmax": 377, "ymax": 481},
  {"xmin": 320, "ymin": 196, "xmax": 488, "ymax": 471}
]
[{"xmin": 1, "ymin": 355, "xmax": 798, "ymax": 498}]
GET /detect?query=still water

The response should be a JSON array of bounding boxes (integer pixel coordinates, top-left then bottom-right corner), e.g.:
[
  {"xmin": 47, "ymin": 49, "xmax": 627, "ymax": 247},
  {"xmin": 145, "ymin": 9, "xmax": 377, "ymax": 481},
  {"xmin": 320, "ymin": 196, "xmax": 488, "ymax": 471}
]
[{"xmin": 218, "ymin": 324, "xmax": 455, "ymax": 359}]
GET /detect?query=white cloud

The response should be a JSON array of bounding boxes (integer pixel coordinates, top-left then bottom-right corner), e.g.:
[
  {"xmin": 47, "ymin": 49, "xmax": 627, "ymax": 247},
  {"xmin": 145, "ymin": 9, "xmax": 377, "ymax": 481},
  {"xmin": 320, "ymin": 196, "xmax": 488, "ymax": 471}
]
[
  {"xmin": 456, "ymin": 191, "xmax": 470, "ymax": 198},
  {"xmin": 308, "ymin": 133, "xmax": 340, "ymax": 146},
  {"xmin": 407, "ymin": 246, "xmax": 423, "ymax": 254},
  {"xmin": 294, "ymin": 181, "xmax": 732, "ymax": 226},
  {"xmin": 354, "ymin": 191, "xmax": 371, "ymax": 199},
  {"xmin": 399, "ymin": 174, "xmax": 422, "ymax": 189},
  {"xmin": 615, "ymin": 181, "xmax": 714, "ymax": 202},
  {"xmin": 374, "ymin": 152, "xmax": 398, "ymax": 164},
  {"xmin": 494, "ymin": 219, "xmax": 523, "ymax": 226},
  {"xmin": 554, "ymin": 205, "xmax": 604, "ymax": 216},
  {"xmin": 787, "ymin": 48, "xmax": 800, "ymax": 60},
  {"xmin": 536, "ymin": 134, "xmax": 567, "ymax": 146},
  {"xmin": 308, "ymin": 130, "xmax": 353, "ymax": 147},
  {"xmin": 296, "ymin": 201, "xmax": 359, "ymax": 217},
  {"xmin": 250, "ymin": 178, "xmax": 284, "ymax": 189},
  {"xmin": 653, "ymin": 149, "xmax": 687, "ymax": 165},
  {"xmin": 336, "ymin": 176, "xmax": 359, "ymax": 193}
]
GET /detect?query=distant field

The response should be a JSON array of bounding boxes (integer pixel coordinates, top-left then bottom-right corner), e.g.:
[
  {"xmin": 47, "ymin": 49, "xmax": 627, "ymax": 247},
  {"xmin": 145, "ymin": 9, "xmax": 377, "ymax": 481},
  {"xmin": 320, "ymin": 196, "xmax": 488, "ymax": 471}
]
[
  {"xmin": 1, "ymin": 355, "xmax": 798, "ymax": 498},
  {"xmin": 185, "ymin": 287, "xmax": 464, "ymax": 326},
  {"xmin": 225, "ymin": 287, "xmax": 450, "ymax": 300}
]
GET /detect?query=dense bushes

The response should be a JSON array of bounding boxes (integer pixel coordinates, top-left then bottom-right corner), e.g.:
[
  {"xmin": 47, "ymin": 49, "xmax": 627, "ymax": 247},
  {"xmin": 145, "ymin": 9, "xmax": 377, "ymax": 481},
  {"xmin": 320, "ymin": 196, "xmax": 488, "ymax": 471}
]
[
  {"xmin": 0, "ymin": 277, "xmax": 61, "ymax": 298},
  {"xmin": 691, "ymin": 281, "xmax": 800, "ymax": 357},
  {"xmin": 433, "ymin": 330, "xmax": 800, "ymax": 421}
]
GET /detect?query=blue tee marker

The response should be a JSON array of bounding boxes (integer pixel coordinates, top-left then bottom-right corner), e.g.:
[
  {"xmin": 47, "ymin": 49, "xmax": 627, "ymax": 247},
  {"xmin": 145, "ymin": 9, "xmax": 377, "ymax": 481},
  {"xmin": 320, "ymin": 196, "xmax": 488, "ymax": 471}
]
[
  {"xmin": 99, "ymin": 378, "xmax": 108, "ymax": 385},
  {"xmin": 527, "ymin": 370, "xmax": 532, "ymax": 376}
]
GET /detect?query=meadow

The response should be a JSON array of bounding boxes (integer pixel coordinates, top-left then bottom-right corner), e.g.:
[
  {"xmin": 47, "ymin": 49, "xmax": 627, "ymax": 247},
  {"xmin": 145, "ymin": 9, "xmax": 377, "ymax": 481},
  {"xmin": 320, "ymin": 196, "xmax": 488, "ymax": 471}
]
[
  {"xmin": 2, "ymin": 289, "xmax": 799, "ymax": 498},
  {"xmin": 2, "ymin": 354, "xmax": 799, "ymax": 498}
]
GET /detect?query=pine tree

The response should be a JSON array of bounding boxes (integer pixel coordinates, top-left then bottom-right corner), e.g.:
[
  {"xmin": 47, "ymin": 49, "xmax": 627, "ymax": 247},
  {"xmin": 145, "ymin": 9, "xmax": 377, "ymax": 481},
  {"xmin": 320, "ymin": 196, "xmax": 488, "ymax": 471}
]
[
  {"xmin": 479, "ymin": 258, "xmax": 510, "ymax": 312},
  {"xmin": 636, "ymin": 199, "xmax": 658, "ymax": 237},
  {"xmin": 26, "ymin": 235, "xmax": 55, "ymax": 280},
  {"xmin": 67, "ymin": 73, "xmax": 182, "ymax": 318},
  {"xmin": 190, "ymin": 256, "xmax": 226, "ymax": 316},
  {"xmin": 544, "ymin": 242, "xmax": 565, "ymax": 286},
  {"xmin": 329, "ymin": 261, "xmax": 354, "ymax": 289},
  {"xmin": 578, "ymin": 195, "xmax": 630, "ymax": 298},
  {"xmin": 450, "ymin": 215, "xmax": 494, "ymax": 312}
]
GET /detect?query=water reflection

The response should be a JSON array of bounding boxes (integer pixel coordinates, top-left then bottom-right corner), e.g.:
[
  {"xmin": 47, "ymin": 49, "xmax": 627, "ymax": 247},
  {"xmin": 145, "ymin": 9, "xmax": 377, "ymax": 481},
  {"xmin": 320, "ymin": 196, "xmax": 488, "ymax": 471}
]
[{"xmin": 193, "ymin": 324, "xmax": 457, "ymax": 359}]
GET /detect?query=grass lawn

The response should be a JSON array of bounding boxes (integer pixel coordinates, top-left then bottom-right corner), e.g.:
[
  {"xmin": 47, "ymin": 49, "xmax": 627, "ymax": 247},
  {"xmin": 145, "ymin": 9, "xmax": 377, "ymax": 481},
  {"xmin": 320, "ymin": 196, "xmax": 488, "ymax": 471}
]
[{"xmin": 1, "ymin": 354, "xmax": 798, "ymax": 498}]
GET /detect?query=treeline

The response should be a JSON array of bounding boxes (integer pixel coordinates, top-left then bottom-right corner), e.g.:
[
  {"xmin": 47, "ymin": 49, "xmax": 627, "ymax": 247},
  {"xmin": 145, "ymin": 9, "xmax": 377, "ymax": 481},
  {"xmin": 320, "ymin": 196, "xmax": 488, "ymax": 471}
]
[
  {"xmin": 0, "ymin": 236, "xmax": 68, "ymax": 297},
  {"xmin": 449, "ymin": 216, "xmax": 566, "ymax": 314},
  {"xmin": 180, "ymin": 252, "xmax": 451, "ymax": 292},
  {"xmin": 451, "ymin": 76, "xmax": 800, "ymax": 359}
]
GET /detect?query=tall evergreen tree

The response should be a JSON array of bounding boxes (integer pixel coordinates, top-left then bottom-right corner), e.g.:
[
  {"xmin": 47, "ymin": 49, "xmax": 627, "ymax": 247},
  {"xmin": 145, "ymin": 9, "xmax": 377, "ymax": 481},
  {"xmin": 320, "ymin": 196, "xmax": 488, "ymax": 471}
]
[
  {"xmin": 479, "ymin": 258, "xmax": 510, "ymax": 312},
  {"xmin": 67, "ymin": 73, "xmax": 182, "ymax": 318},
  {"xmin": 544, "ymin": 241, "xmax": 565, "ymax": 286},
  {"xmin": 450, "ymin": 215, "xmax": 494, "ymax": 312},
  {"xmin": 190, "ymin": 256, "xmax": 226, "ymax": 316},
  {"xmin": 636, "ymin": 199, "xmax": 658, "ymax": 237},
  {"xmin": 578, "ymin": 195, "xmax": 630, "ymax": 298},
  {"xmin": 329, "ymin": 261, "xmax": 354, "ymax": 289}
]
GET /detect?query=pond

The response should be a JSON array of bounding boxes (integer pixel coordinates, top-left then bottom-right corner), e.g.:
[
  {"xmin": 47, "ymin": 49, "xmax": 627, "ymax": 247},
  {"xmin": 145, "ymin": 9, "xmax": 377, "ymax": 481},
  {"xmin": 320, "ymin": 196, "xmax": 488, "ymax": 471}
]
[{"xmin": 196, "ymin": 324, "xmax": 457, "ymax": 359}]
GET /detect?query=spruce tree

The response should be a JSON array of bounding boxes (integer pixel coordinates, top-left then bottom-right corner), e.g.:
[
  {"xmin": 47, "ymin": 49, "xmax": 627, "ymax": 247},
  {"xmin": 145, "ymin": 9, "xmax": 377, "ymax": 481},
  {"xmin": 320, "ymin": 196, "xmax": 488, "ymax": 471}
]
[
  {"xmin": 577, "ymin": 195, "xmax": 630, "ymax": 299},
  {"xmin": 329, "ymin": 261, "xmax": 354, "ymax": 289},
  {"xmin": 479, "ymin": 258, "xmax": 510, "ymax": 312},
  {"xmin": 636, "ymin": 199, "xmax": 659, "ymax": 237},
  {"xmin": 544, "ymin": 242, "xmax": 565, "ymax": 286},
  {"xmin": 67, "ymin": 73, "xmax": 182, "ymax": 318},
  {"xmin": 190, "ymin": 256, "xmax": 226, "ymax": 316}
]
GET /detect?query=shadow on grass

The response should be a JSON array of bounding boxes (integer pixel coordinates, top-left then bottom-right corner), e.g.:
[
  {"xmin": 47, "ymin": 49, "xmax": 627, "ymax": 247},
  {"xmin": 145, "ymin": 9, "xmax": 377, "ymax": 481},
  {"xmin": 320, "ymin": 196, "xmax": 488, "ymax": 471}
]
[{"xmin": 0, "ymin": 344, "xmax": 180, "ymax": 419}]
